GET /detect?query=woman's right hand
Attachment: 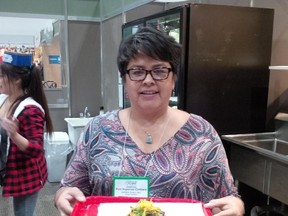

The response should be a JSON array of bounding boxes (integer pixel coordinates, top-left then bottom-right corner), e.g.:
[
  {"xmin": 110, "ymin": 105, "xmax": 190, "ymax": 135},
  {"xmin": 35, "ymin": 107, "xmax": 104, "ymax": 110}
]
[{"xmin": 54, "ymin": 186, "xmax": 86, "ymax": 216}]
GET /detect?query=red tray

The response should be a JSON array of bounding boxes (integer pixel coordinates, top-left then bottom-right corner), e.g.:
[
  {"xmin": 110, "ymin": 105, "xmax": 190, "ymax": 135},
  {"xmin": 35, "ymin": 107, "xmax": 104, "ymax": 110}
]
[{"xmin": 71, "ymin": 196, "xmax": 212, "ymax": 216}]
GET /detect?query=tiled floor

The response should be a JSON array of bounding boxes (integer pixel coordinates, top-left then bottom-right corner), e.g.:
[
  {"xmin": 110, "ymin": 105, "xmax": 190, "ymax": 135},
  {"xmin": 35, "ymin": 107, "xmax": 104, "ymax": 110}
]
[{"xmin": 0, "ymin": 181, "xmax": 60, "ymax": 216}]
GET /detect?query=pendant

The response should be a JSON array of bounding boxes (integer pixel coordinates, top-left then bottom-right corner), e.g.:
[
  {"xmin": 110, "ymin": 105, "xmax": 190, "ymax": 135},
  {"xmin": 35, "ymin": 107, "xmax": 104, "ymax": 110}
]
[
  {"xmin": 145, "ymin": 135, "xmax": 153, "ymax": 144},
  {"xmin": 144, "ymin": 131, "xmax": 153, "ymax": 144}
]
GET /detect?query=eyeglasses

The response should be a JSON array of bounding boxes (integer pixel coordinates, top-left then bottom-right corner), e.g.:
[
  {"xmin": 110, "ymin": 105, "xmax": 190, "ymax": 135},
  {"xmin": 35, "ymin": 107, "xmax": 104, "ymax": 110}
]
[{"xmin": 126, "ymin": 67, "xmax": 172, "ymax": 81}]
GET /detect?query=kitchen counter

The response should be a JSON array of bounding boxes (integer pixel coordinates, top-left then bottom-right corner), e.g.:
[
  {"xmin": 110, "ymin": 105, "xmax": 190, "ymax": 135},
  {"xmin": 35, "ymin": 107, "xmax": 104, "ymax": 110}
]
[{"xmin": 222, "ymin": 131, "xmax": 288, "ymax": 205}]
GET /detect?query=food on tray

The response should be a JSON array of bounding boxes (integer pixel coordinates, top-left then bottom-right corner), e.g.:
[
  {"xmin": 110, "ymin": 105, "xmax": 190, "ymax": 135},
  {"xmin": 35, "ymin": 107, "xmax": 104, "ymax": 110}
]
[{"xmin": 127, "ymin": 199, "xmax": 165, "ymax": 216}]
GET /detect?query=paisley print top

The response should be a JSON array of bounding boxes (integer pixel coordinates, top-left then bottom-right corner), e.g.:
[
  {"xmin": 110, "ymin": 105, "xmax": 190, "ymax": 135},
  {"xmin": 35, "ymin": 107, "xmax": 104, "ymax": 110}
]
[{"xmin": 62, "ymin": 110, "xmax": 238, "ymax": 203}]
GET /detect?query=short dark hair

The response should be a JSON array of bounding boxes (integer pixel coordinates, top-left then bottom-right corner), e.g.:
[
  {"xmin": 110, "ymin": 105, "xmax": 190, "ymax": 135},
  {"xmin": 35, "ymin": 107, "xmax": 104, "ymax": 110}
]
[{"xmin": 117, "ymin": 26, "xmax": 182, "ymax": 78}]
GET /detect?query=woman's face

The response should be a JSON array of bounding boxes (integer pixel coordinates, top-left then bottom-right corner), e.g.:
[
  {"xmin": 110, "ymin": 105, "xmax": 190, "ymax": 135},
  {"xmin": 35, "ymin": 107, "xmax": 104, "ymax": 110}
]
[
  {"xmin": 0, "ymin": 73, "xmax": 9, "ymax": 94},
  {"xmin": 125, "ymin": 53, "xmax": 175, "ymax": 112},
  {"xmin": 0, "ymin": 73, "xmax": 16, "ymax": 95}
]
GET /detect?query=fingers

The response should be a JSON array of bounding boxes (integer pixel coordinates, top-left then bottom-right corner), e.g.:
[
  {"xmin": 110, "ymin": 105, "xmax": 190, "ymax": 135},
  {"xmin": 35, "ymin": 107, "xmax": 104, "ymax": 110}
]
[
  {"xmin": 1, "ymin": 118, "xmax": 18, "ymax": 132},
  {"xmin": 204, "ymin": 196, "xmax": 244, "ymax": 216},
  {"xmin": 10, "ymin": 116, "xmax": 19, "ymax": 125},
  {"xmin": 54, "ymin": 187, "xmax": 86, "ymax": 216}
]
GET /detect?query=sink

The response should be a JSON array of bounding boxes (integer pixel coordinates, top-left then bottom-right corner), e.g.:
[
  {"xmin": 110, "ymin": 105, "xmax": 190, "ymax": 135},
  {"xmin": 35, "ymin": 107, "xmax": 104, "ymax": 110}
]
[
  {"xmin": 65, "ymin": 117, "xmax": 93, "ymax": 147},
  {"xmin": 222, "ymin": 132, "xmax": 288, "ymax": 204},
  {"xmin": 244, "ymin": 139, "xmax": 288, "ymax": 155},
  {"xmin": 222, "ymin": 114, "xmax": 288, "ymax": 204},
  {"xmin": 65, "ymin": 117, "xmax": 93, "ymax": 128},
  {"xmin": 222, "ymin": 132, "xmax": 288, "ymax": 165}
]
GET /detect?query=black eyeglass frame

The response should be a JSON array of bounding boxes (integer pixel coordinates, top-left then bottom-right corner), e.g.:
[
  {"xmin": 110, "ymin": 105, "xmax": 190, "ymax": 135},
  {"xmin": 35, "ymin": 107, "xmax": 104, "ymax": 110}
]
[{"xmin": 126, "ymin": 67, "xmax": 173, "ymax": 81}]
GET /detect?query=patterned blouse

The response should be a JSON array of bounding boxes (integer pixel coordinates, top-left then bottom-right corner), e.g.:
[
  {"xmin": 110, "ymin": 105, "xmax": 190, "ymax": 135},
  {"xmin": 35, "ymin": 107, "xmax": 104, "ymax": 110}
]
[{"xmin": 62, "ymin": 110, "xmax": 238, "ymax": 203}]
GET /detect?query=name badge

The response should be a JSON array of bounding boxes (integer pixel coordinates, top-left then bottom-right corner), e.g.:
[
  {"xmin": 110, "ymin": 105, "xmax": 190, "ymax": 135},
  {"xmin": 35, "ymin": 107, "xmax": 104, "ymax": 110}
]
[{"xmin": 112, "ymin": 176, "xmax": 150, "ymax": 197}]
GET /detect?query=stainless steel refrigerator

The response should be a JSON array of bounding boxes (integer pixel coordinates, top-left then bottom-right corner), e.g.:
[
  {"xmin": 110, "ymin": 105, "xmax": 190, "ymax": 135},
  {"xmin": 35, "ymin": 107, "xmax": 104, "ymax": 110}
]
[{"xmin": 122, "ymin": 3, "xmax": 274, "ymax": 135}]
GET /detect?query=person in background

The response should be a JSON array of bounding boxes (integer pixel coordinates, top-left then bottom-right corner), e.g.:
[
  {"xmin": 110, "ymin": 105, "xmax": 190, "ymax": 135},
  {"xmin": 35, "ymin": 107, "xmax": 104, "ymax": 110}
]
[
  {"xmin": 0, "ymin": 51, "xmax": 53, "ymax": 216},
  {"xmin": 54, "ymin": 27, "xmax": 244, "ymax": 216}
]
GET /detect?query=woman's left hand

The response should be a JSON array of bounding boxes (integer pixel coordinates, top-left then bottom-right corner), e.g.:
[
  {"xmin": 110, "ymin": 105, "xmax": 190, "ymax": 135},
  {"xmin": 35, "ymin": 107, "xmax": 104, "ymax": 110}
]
[
  {"xmin": 204, "ymin": 196, "xmax": 245, "ymax": 216},
  {"xmin": 0, "ymin": 117, "xmax": 19, "ymax": 138}
]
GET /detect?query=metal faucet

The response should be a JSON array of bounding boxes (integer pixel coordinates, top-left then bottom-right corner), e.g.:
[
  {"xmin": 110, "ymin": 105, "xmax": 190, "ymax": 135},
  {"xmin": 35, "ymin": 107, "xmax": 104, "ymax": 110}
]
[{"xmin": 84, "ymin": 107, "xmax": 90, "ymax": 118}]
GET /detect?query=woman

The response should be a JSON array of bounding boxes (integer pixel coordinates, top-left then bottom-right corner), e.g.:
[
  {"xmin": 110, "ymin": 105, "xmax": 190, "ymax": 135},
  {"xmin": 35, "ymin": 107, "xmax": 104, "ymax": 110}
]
[
  {"xmin": 54, "ymin": 27, "xmax": 244, "ymax": 216},
  {"xmin": 0, "ymin": 51, "xmax": 53, "ymax": 216}
]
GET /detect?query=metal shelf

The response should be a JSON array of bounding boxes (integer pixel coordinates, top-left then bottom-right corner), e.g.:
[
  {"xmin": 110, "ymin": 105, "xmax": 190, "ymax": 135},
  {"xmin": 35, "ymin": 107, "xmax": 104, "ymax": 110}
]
[{"xmin": 269, "ymin": 66, "xmax": 288, "ymax": 70}]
